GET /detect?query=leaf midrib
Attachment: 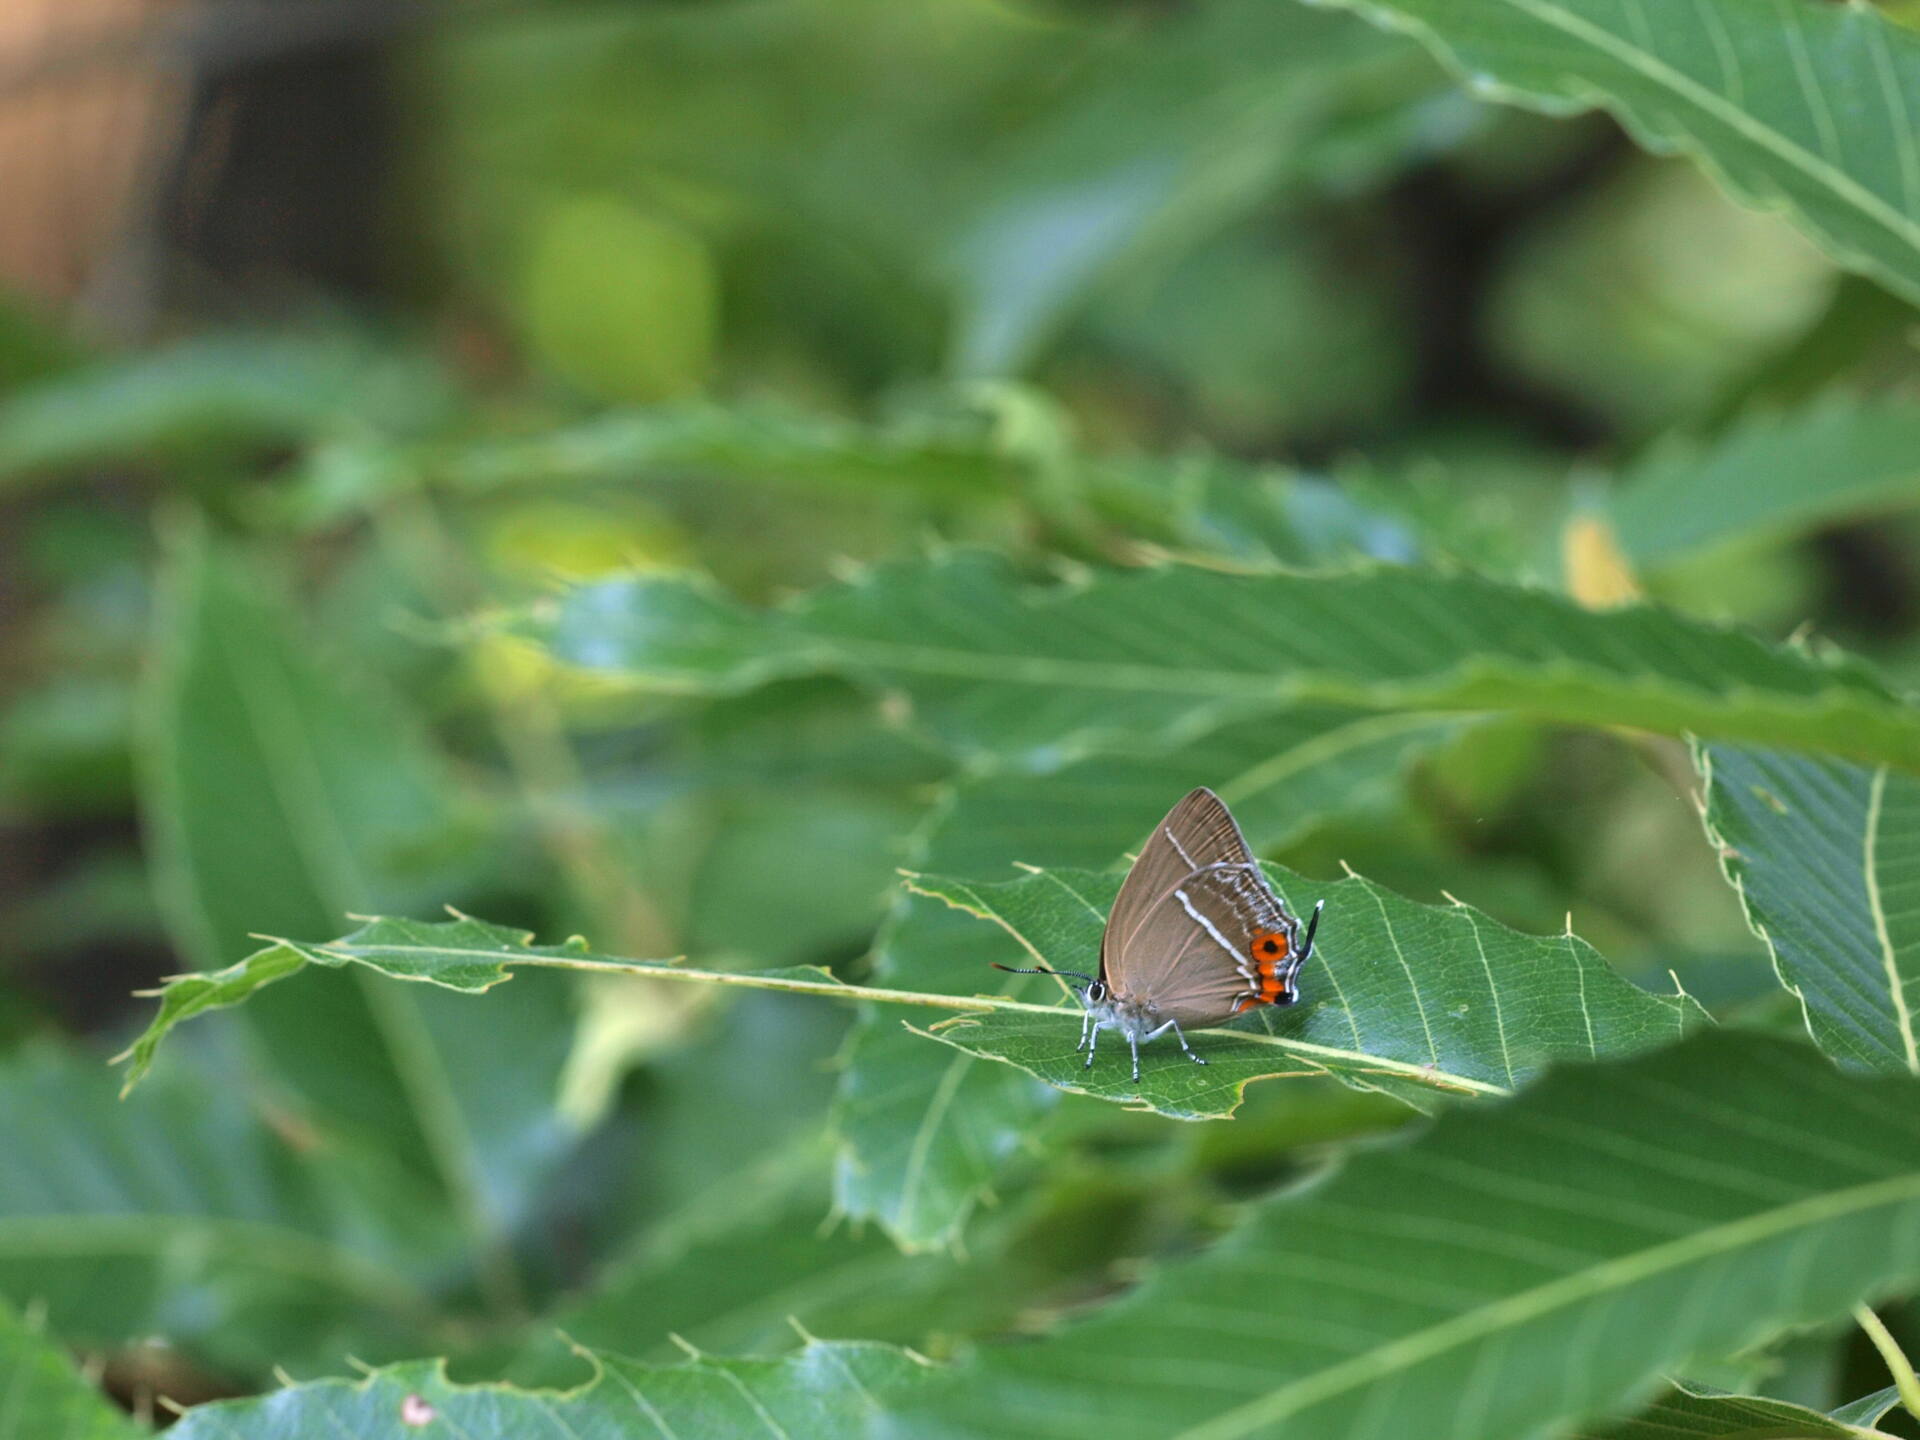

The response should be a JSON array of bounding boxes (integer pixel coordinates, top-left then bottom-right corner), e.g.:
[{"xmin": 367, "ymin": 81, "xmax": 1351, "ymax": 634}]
[
  {"xmin": 902, "ymin": 880, "xmax": 1509, "ymax": 1098},
  {"xmin": 1175, "ymin": 1170, "xmax": 1920, "ymax": 1440},
  {"xmin": 787, "ymin": 631, "xmax": 1812, "ymax": 699},
  {"xmin": 294, "ymin": 938, "xmax": 1506, "ymax": 1099},
  {"xmin": 1862, "ymin": 764, "xmax": 1919, "ymax": 1073}
]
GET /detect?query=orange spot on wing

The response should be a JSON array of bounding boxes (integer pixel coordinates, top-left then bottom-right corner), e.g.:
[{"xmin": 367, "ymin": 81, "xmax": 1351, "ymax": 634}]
[{"xmin": 1231, "ymin": 931, "xmax": 1294, "ymax": 1013}]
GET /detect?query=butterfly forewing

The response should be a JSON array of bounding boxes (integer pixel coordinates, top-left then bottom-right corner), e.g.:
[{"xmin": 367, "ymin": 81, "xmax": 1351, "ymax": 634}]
[
  {"xmin": 1100, "ymin": 788, "xmax": 1306, "ymax": 1025},
  {"xmin": 1108, "ymin": 892, "xmax": 1261, "ymax": 1026},
  {"xmin": 1101, "ymin": 789, "xmax": 1252, "ymax": 974}
]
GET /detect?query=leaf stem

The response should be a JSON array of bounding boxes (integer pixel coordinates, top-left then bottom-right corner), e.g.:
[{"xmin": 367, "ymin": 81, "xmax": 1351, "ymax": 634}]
[
  {"xmin": 306, "ymin": 941, "xmax": 1506, "ymax": 1098},
  {"xmin": 1853, "ymin": 1303, "xmax": 1920, "ymax": 1423}
]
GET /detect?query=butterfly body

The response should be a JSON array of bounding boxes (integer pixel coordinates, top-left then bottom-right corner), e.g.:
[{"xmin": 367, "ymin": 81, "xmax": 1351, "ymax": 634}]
[{"xmin": 995, "ymin": 788, "xmax": 1324, "ymax": 1083}]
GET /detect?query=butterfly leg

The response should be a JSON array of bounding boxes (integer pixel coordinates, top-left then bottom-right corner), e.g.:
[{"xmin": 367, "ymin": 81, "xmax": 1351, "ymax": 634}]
[
  {"xmin": 1083, "ymin": 1023, "xmax": 1100, "ymax": 1070},
  {"xmin": 1076, "ymin": 1006, "xmax": 1093, "ymax": 1053},
  {"xmin": 1127, "ymin": 1029, "xmax": 1142, "ymax": 1083},
  {"xmin": 1142, "ymin": 1018, "xmax": 1207, "ymax": 1067}
]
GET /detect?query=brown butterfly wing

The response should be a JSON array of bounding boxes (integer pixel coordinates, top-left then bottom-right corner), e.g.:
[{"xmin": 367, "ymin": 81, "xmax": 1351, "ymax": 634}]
[
  {"xmin": 1106, "ymin": 889, "xmax": 1262, "ymax": 1026},
  {"xmin": 1100, "ymin": 788, "xmax": 1262, "ymax": 1016}
]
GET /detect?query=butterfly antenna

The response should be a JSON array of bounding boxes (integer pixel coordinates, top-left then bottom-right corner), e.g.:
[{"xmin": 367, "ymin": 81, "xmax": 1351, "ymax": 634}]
[
  {"xmin": 1298, "ymin": 900, "xmax": 1324, "ymax": 962},
  {"xmin": 990, "ymin": 963, "xmax": 1095, "ymax": 984}
]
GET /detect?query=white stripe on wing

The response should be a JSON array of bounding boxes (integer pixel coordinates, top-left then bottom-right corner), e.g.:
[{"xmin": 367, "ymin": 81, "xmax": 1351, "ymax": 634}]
[
  {"xmin": 1174, "ymin": 887, "xmax": 1251, "ymax": 980},
  {"xmin": 1164, "ymin": 826, "xmax": 1198, "ymax": 869}
]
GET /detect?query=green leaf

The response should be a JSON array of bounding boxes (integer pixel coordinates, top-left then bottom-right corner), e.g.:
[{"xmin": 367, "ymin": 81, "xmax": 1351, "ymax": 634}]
[
  {"xmin": 1302, "ymin": 0, "xmax": 1920, "ymax": 309},
  {"xmin": 541, "ymin": 1155, "xmax": 936, "ymax": 1368},
  {"xmin": 833, "ymin": 897, "xmax": 1051, "ymax": 1250},
  {"xmin": 0, "ymin": 332, "xmax": 452, "ymax": 489},
  {"xmin": 123, "ymin": 865, "xmax": 1640, "ymax": 1132},
  {"xmin": 833, "ymin": 705, "xmax": 1468, "ymax": 1248},
  {"xmin": 120, "ymin": 913, "xmax": 861, "ymax": 1089},
  {"xmin": 1612, "ymin": 397, "xmax": 1920, "ymax": 568},
  {"xmin": 0, "ymin": 1300, "xmax": 140, "ymax": 1440},
  {"xmin": 531, "ymin": 554, "xmax": 1920, "ymax": 769},
  {"xmin": 141, "ymin": 523, "xmax": 570, "ymax": 1312},
  {"xmin": 1700, "ymin": 744, "xmax": 1920, "ymax": 1075},
  {"xmin": 0, "ymin": 1041, "xmax": 449, "ymax": 1379},
  {"xmin": 167, "ymin": 1338, "xmax": 931, "ymax": 1439},
  {"xmin": 1831, "ymin": 1385, "xmax": 1904, "ymax": 1428},
  {"xmin": 889, "ymin": 1031, "xmax": 1920, "ymax": 1440},
  {"xmin": 144, "ymin": 522, "xmax": 480, "ymax": 973},
  {"xmin": 531, "ymin": 1133, "xmax": 1123, "ymax": 1377},
  {"xmin": 426, "ymin": 401, "xmax": 1019, "ymax": 502},
  {"xmin": 933, "ymin": 708, "xmax": 1470, "ymax": 874},
  {"xmin": 903, "ymin": 860, "xmax": 1702, "ymax": 1117},
  {"xmin": 500, "ymin": 982, "xmax": 1134, "ymax": 1381},
  {"xmin": 1576, "ymin": 1382, "xmax": 1883, "ymax": 1439},
  {"xmin": 941, "ymin": 0, "xmax": 1446, "ymax": 375}
]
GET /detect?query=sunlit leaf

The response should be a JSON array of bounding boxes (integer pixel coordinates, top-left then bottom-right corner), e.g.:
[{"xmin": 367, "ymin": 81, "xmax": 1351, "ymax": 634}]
[
  {"xmin": 889, "ymin": 1031, "xmax": 1920, "ymax": 1440},
  {"xmin": 833, "ymin": 705, "xmax": 1468, "ymax": 1248},
  {"xmin": 120, "ymin": 913, "xmax": 856, "ymax": 1089},
  {"xmin": 1700, "ymin": 744, "xmax": 1920, "ymax": 1075},
  {"xmin": 120, "ymin": 843, "xmax": 1687, "ymax": 1133},
  {"xmin": 530, "ymin": 553, "xmax": 1920, "ymax": 769},
  {"xmin": 1306, "ymin": 0, "xmax": 1920, "ymax": 307},
  {"xmin": 902, "ymin": 859, "xmax": 1701, "ymax": 1118},
  {"xmin": 167, "ymin": 1338, "xmax": 932, "ymax": 1439}
]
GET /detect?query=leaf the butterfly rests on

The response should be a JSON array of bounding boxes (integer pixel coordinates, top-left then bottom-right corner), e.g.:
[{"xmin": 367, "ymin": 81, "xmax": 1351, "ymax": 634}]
[
  {"xmin": 913, "ymin": 854, "xmax": 1704, "ymax": 1118},
  {"xmin": 993, "ymin": 790, "xmax": 1328, "ymax": 1081},
  {"xmin": 1102, "ymin": 788, "xmax": 1319, "ymax": 1019}
]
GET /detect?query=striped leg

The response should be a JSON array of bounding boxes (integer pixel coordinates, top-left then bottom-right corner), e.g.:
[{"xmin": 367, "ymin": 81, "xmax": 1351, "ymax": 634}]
[{"xmin": 1143, "ymin": 1017, "xmax": 1207, "ymax": 1066}]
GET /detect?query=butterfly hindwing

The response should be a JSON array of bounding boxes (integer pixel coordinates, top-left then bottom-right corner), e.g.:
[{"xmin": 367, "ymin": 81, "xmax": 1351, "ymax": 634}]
[{"xmin": 1100, "ymin": 788, "xmax": 1305, "ymax": 1025}]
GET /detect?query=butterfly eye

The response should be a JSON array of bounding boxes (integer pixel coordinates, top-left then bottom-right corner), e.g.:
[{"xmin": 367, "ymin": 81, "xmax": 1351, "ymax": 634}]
[{"xmin": 1086, "ymin": 981, "xmax": 1107, "ymax": 1001}]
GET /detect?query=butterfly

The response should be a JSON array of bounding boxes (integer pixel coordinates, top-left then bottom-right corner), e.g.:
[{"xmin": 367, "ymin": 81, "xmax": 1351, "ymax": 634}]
[{"xmin": 994, "ymin": 787, "xmax": 1322, "ymax": 1081}]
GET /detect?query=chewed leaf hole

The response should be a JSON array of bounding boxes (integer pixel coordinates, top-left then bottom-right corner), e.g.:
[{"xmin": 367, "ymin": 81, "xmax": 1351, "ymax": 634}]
[{"xmin": 401, "ymin": 1393, "xmax": 437, "ymax": 1426}]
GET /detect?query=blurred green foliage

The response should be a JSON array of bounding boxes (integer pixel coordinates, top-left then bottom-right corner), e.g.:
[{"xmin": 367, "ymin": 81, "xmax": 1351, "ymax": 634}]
[{"xmin": 6, "ymin": 0, "xmax": 1920, "ymax": 1434}]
